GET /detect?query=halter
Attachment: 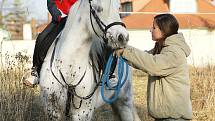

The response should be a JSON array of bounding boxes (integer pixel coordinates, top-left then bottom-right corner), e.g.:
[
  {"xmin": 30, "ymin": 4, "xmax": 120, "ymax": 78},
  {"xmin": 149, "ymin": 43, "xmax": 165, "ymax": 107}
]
[
  {"xmin": 50, "ymin": 36, "xmax": 101, "ymax": 117},
  {"xmin": 89, "ymin": 0, "xmax": 126, "ymax": 43},
  {"xmin": 50, "ymin": 0, "xmax": 128, "ymax": 117},
  {"xmin": 88, "ymin": 0, "xmax": 130, "ymax": 104}
]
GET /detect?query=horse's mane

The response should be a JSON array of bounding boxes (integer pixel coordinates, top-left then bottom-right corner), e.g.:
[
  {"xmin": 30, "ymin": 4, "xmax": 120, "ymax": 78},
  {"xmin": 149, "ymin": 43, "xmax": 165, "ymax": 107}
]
[
  {"xmin": 89, "ymin": 38, "xmax": 113, "ymax": 81},
  {"xmin": 63, "ymin": 0, "xmax": 116, "ymax": 81}
]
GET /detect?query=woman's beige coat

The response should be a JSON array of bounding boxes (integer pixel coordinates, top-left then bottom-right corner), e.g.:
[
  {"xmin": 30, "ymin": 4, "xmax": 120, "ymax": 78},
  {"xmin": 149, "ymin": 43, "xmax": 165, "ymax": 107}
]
[{"xmin": 122, "ymin": 33, "xmax": 192, "ymax": 119}]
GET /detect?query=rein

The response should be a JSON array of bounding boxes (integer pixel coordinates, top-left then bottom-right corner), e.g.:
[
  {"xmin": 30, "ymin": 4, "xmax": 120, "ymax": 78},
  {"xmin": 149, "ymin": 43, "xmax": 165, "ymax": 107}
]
[
  {"xmin": 49, "ymin": 0, "xmax": 128, "ymax": 117},
  {"xmin": 50, "ymin": 37, "xmax": 129, "ymax": 116},
  {"xmin": 88, "ymin": 0, "xmax": 129, "ymax": 104},
  {"xmin": 50, "ymin": 36, "xmax": 101, "ymax": 117},
  {"xmin": 101, "ymin": 54, "xmax": 129, "ymax": 104}
]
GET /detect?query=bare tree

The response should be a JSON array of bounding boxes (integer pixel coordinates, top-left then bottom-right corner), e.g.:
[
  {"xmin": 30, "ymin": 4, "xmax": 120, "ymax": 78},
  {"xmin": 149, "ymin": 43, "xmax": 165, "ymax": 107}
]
[{"xmin": 3, "ymin": 0, "xmax": 26, "ymax": 39}]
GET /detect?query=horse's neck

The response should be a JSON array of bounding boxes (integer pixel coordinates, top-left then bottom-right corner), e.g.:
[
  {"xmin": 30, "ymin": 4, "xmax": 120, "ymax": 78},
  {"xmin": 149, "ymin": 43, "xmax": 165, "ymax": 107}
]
[
  {"xmin": 52, "ymin": 7, "xmax": 94, "ymax": 82},
  {"xmin": 57, "ymin": 29, "xmax": 91, "ymax": 61},
  {"xmin": 56, "ymin": 7, "xmax": 91, "ymax": 66}
]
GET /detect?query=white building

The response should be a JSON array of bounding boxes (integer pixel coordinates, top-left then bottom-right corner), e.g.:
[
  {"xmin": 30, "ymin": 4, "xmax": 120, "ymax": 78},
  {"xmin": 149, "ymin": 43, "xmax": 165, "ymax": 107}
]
[{"xmin": 121, "ymin": 0, "xmax": 215, "ymax": 66}]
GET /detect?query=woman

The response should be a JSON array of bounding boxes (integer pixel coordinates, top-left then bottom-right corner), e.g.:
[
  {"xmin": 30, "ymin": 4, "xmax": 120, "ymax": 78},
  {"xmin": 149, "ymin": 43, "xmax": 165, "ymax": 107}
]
[
  {"xmin": 22, "ymin": 0, "xmax": 77, "ymax": 87},
  {"xmin": 115, "ymin": 14, "xmax": 192, "ymax": 121}
]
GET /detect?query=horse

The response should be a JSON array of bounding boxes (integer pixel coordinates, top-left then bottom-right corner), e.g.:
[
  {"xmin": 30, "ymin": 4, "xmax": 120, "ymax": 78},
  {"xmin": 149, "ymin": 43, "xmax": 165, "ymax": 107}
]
[{"xmin": 39, "ymin": 0, "xmax": 141, "ymax": 120}]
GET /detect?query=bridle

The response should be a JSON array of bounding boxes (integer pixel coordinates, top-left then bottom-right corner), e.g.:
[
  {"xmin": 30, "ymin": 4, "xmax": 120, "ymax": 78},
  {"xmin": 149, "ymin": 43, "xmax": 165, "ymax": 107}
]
[
  {"xmin": 89, "ymin": 0, "xmax": 126, "ymax": 43},
  {"xmin": 49, "ymin": 0, "xmax": 127, "ymax": 117}
]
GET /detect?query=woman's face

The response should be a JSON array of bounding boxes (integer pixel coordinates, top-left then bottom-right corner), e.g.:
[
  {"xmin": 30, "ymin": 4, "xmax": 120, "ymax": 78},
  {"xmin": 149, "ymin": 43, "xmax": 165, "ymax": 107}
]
[{"xmin": 150, "ymin": 21, "xmax": 163, "ymax": 41}]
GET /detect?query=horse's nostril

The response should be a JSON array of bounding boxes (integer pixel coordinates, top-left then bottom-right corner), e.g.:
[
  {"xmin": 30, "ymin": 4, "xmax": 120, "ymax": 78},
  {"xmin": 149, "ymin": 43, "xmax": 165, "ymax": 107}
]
[{"xmin": 118, "ymin": 34, "xmax": 124, "ymax": 42}]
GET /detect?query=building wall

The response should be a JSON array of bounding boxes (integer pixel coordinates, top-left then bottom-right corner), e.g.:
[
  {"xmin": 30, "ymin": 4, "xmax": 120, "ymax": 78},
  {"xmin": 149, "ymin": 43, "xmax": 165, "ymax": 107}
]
[
  {"xmin": 128, "ymin": 29, "xmax": 215, "ymax": 66},
  {"xmin": 170, "ymin": 0, "xmax": 197, "ymax": 13},
  {"xmin": 1, "ymin": 29, "xmax": 215, "ymax": 67}
]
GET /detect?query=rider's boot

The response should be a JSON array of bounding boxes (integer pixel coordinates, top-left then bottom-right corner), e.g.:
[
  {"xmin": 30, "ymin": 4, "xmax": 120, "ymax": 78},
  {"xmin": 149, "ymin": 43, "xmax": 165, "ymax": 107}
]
[{"xmin": 22, "ymin": 67, "xmax": 39, "ymax": 87}]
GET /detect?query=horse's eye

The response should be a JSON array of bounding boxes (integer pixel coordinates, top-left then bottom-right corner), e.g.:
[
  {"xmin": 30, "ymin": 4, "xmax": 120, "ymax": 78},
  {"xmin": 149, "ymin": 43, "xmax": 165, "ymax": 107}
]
[
  {"xmin": 96, "ymin": 6, "xmax": 103, "ymax": 13},
  {"xmin": 91, "ymin": 4, "xmax": 103, "ymax": 13},
  {"xmin": 119, "ymin": 6, "xmax": 122, "ymax": 11}
]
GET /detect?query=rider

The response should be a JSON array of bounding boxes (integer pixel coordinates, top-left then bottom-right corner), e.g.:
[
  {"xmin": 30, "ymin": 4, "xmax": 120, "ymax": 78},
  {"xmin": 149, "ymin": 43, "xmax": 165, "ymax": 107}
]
[{"xmin": 22, "ymin": 0, "xmax": 77, "ymax": 87}]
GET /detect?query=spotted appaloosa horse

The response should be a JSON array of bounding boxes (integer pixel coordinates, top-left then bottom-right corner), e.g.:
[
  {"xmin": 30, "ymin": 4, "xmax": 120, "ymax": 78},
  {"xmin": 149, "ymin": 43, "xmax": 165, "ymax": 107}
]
[{"xmin": 39, "ymin": 0, "xmax": 141, "ymax": 120}]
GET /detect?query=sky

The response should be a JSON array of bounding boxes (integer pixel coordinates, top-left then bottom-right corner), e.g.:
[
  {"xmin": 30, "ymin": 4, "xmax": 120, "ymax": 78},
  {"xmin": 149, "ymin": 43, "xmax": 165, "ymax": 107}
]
[{"xmin": 1, "ymin": 0, "xmax": 48, "ymax": 22}]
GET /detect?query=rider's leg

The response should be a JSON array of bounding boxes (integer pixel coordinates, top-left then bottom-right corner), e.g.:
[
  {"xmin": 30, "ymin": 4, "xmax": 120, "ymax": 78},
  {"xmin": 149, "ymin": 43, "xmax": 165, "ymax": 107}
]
[
  {"xmin": 32, "ymin": 21, "xmax": 58, "ymax": 71},
  {"xmin": 22, "ymin": 22, "xmax": 57, "ymax": 87},
  {"xmin": 22, "ymin": 18, "xmax": 67, "ymax": 87},
  {"xmin": 35, "ymin": 17, "xmax": 67, "ymax": 73}
]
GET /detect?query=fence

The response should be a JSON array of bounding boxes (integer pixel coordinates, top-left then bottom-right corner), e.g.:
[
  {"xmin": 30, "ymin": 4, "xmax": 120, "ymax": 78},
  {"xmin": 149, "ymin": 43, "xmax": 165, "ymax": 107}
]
[
  {"xmin": 127, "ymin": 29, "xmax": 215, "ymax": 66},
  {"xmin": 1, "ymin": 12, "xmax": 215, "ymax": 67},
  {"xmin": 0, "ymin": 29, "xmax": 215, "ymax": 68}
]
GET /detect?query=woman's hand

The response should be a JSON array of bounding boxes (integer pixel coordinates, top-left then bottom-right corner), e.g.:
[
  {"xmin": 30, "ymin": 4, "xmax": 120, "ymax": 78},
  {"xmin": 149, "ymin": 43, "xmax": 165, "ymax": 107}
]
[{"xmin": 114, "ymin": 48, "xmax": 124, "ymax": 57}]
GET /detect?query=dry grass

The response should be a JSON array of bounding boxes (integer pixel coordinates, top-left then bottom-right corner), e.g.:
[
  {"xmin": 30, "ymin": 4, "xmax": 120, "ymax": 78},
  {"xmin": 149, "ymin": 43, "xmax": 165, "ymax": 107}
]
[
  {"xmin": 189, "ymin": 65, "xmax": 215, "ymax": 121},
  {"xmin": 0, "ymin": 55, "xmax": 214, "ymax": 121}
]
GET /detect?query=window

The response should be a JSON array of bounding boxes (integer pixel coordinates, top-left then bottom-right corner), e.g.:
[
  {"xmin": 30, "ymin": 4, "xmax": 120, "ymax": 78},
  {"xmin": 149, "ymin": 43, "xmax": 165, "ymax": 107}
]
[
  {"xmin": 212, "ymin": 0, "xmax": 215, "ymax": 6},
  {"xmin": 120, "ymin": 2, "xmax": 132, "ymax": 18},
  {"xmin": 169, "ymin": 0, "xmax": 197, "ymax": 13}
]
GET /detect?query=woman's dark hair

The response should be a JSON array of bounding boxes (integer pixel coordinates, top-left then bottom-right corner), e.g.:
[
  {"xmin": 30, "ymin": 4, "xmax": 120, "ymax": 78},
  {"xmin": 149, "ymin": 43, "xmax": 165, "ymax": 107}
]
[{"xmin": 153, "ymin": 14, "xmax": 179, "ymax": 55}]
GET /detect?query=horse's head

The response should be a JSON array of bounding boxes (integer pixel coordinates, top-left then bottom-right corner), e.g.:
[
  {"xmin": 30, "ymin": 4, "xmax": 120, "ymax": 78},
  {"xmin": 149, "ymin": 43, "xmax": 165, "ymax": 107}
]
[{"xmin": 88, "ymin": 0, "xmax": 129, "ymax": 49}]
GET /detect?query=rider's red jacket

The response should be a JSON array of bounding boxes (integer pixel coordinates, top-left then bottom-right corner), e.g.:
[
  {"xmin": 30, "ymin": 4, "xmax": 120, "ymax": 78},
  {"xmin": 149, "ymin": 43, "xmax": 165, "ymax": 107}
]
[{"xmin": 47, "ymin": 0, "xmax": 77, "ymax": 22}]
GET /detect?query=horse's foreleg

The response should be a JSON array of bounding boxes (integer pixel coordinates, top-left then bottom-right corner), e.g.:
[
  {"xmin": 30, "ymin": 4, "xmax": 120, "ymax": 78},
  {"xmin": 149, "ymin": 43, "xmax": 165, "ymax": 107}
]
[
  {"xmin": 111, "ymin": 81, "xmax": 141, "ymax": 121},
  {"xmin": 111, "ymin": 99, "xmax": 141, "ymax": 121},
  {"xmin": 70, "ymin": 99, "xmax": 95, "ymax": 121},
  {"xmin": 65, "ymin": 98, "xmax": 95, "ymax": 121},
  {"xmin": 111, "ymin": 99, "xmax": 134, "ymax": 121},
  {"xmin": 41, "ymin": 88, "xmax": 67, "ymax": 121}
]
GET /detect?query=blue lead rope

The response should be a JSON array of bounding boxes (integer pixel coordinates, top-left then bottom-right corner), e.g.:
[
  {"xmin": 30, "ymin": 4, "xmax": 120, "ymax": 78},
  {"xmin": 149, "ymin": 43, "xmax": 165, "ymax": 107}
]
[{"xmin": 101, "ymin": 53, "xmax": 129, "ymax": 104}]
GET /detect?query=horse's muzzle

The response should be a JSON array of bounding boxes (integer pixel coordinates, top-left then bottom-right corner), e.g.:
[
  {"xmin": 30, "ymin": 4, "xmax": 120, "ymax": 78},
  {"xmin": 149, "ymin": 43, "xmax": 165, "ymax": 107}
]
[{"xmin": 117, "ymin": 33, "xmax": 129, "ymax": 43}]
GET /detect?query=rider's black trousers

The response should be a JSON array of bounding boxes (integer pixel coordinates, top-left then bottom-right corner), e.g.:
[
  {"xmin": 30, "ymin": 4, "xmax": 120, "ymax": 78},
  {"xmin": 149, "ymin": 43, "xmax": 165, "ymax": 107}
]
[{"xmin": 33, "ymin": 17, "xmax": 67, "ymax": 74}]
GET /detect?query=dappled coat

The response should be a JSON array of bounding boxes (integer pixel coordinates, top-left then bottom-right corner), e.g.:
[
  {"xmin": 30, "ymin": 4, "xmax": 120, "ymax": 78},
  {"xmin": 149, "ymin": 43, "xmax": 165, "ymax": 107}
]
[{"xmin": 122, "ymin": 33, "xmax": 192, "ymax": 119}]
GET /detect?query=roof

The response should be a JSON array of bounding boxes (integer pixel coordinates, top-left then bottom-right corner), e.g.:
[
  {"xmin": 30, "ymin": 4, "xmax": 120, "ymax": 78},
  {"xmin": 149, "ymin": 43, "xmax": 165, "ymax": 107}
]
[{"xmin": 122, "ymin": 0, "xmax": 215, "ymax": 29}]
